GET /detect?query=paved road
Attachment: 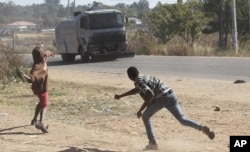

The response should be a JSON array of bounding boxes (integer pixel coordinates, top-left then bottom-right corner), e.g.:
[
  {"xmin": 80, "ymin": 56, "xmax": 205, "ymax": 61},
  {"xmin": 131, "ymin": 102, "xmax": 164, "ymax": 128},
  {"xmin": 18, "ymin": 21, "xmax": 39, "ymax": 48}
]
[{"xmin": 24, "ymin": 55, "xmax": 250, "ymax": 81}]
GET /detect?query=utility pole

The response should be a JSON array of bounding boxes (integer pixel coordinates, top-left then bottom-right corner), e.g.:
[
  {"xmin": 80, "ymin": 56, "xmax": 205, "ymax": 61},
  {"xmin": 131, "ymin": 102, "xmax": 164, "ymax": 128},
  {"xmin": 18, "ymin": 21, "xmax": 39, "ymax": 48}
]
[{"xmin": 231, "ymin": 0, "xmax": 238, "ymax": 54}]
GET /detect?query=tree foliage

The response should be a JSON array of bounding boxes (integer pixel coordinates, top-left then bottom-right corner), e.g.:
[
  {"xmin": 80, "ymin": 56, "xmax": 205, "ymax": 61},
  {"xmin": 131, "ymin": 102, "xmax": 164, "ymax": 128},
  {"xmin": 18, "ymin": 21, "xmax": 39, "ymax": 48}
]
[
  {"xmin": 0, "ymin": 0, "xmax": 250, "ymax": 52},
  {"xmin": 149, "ymin": 1, "xmax": 210, "ymax": 46},
  {"xmin": 0, "ymin": 0, "xmax": 150, "ymax": 28},
  {"xmin": 204, "ymin": 0, "xmax": 250, "ymax": 50}
]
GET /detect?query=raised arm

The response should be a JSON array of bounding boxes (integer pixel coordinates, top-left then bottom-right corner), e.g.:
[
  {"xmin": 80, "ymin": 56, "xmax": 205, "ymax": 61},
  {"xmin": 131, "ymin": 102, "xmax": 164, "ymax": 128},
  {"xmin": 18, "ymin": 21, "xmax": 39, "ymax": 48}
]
[{"xmin": 43, "ymin": 50, "xmax": 54, "ymax": 62}]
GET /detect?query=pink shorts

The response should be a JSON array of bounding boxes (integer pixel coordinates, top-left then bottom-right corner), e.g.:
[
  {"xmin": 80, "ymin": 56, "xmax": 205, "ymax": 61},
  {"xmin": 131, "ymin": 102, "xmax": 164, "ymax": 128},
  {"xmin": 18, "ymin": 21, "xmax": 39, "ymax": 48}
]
[{"xmin": 37, "ymin": 92, "xmax": 49, "ymax": 108}]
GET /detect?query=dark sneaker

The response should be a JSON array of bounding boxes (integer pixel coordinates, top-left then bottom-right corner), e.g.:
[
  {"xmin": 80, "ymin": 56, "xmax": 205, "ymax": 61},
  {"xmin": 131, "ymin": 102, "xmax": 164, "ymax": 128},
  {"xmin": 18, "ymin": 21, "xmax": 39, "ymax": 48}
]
[
  {"xmin": 40, "ymin": 125, "xmax": 49, "ymax": 133},
  {"xmin": 143, "ymin": 143, "xmax": 158, "ymax": 151},
  {"xmin": 35, "ymin": 123, "xmax": 49, "ymax": 133},
  {"xmin": 202, "ymin": 126, "xmax": 215, "ymax": 140},
  {"xmin": 31, "ymin": 119, "xmax": 38, "ymax": 125}
]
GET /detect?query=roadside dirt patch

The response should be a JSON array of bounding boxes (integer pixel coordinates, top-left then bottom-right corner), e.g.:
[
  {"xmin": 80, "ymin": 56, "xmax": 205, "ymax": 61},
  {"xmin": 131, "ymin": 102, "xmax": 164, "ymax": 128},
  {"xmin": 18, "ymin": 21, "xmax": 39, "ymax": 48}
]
[{"xmin": 1, "ymin": 68, "xmax": 250, "ymax": 152}]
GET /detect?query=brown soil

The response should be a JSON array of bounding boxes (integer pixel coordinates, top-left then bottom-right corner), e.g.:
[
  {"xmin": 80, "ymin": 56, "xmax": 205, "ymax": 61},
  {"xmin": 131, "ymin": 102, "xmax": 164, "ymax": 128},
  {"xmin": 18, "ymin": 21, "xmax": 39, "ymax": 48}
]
[{"xmin": 1, "ymin": 68, "xmax": 250, "ymax": 152}]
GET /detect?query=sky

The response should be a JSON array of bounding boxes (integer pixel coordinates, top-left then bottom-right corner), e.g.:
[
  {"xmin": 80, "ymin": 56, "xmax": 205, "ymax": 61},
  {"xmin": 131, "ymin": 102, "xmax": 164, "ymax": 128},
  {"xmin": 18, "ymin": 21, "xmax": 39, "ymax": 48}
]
[{"xmin": 4, "ymin": 0, "xmax": 179, "ymax": 9}]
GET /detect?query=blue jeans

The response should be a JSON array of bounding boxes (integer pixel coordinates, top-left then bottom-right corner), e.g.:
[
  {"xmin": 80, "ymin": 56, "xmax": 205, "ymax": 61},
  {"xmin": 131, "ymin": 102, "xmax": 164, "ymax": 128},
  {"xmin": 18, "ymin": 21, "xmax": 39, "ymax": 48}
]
[{"xmin": 142, "ymin": 90, "xmax": 202, "ymax": 144}]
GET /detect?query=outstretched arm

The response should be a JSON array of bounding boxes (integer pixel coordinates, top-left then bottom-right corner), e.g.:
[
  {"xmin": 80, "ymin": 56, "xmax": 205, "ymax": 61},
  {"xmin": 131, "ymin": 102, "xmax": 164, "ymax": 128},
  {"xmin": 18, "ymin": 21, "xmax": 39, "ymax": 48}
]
[{"xmin": 114, "ymin": 88, "xmax": 139, "ymax": 100}]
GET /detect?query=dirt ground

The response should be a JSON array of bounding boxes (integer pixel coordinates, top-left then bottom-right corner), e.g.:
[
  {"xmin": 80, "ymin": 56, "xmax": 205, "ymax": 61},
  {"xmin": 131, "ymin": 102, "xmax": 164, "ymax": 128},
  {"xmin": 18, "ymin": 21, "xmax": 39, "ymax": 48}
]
[{"xmin": 1, "ymin": 68, "xmax": 250, "ymax": 152}]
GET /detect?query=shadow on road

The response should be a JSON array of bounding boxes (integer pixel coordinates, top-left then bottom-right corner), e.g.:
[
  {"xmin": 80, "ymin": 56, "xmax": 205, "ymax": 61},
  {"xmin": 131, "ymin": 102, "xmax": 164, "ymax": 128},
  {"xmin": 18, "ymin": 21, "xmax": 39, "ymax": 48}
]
[
  {"xmin": 47, "ymin": 58, "xmax": 117, "ymax": 67},
  {"xmin": 58, "ymin": 146, "xmax": 121, "ymax": 152},
  {"xmin": 47, "ymin": 60, "xmax": 79, "ymax": 66}
]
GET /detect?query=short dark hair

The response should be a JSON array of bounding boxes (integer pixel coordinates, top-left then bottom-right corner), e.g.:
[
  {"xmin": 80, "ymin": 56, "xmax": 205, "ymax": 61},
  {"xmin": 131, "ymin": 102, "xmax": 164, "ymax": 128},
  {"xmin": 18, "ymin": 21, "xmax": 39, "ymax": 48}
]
[
  {"xmin": 32, "ymin": 47, "xmax": 43, "ymax": 63},
  {"xmin": 127, "ymin": 66, "xmax": 139, "ymax": 79}
]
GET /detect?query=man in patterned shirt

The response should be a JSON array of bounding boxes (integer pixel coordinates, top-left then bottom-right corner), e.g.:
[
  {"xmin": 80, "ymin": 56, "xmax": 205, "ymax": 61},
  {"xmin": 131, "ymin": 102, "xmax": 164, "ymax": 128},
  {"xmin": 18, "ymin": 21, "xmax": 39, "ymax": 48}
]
[{"xmin": 114, "ymin": 66, "xmax": 215, "ymax": 150}]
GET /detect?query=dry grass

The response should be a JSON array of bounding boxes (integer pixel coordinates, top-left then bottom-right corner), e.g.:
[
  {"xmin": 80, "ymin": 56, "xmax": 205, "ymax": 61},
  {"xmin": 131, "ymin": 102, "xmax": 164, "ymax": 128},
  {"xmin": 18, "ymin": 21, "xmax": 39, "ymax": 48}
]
[
  {"xmin": 13, "ymin": 32, "xmax": 56, "ymax": 54},
  {"xmin": 0, "ymin": 44, "xmax": 28, "ymax": 82},
  {"xmin": 16, "ymin": 32, "xmax": 54, "ymax": 39},
  {"xmin": 0, "ymin": 80, "xmax": 140, "ymax": 126}
]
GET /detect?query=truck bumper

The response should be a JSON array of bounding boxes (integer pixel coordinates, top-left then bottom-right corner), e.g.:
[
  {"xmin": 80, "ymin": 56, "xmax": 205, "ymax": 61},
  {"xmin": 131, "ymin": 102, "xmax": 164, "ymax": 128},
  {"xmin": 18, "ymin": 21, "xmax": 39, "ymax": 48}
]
[{"xmin": 113, "ymin": 51, "xmax": 135, "ymax": 58}]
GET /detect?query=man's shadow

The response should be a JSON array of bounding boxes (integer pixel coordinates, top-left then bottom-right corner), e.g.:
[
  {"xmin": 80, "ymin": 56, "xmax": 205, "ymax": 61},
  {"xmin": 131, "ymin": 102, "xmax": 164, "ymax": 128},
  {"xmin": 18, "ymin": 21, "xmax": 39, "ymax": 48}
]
[
  {"xmin": 59, "ymin": 146, "xmax": 121, "ymax": 152},
  {"xmin": 0, "ymin": 125, "xmax": 42, "ymax": 135}
]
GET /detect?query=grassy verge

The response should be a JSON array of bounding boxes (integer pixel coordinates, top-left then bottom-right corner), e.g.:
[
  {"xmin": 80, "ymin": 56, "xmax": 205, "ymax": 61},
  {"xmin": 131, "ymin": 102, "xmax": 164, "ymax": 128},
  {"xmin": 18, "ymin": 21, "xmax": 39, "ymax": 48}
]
[{"xmin": 0, "ymin": 80, "xmax": 140, "ymax": 126}]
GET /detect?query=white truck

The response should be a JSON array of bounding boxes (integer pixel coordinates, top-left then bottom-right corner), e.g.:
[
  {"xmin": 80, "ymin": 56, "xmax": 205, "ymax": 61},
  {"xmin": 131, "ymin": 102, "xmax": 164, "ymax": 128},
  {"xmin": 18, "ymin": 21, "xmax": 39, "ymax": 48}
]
[{"xmin": 54, "ymin": 7, "xmax": 134, "ymax": 62}]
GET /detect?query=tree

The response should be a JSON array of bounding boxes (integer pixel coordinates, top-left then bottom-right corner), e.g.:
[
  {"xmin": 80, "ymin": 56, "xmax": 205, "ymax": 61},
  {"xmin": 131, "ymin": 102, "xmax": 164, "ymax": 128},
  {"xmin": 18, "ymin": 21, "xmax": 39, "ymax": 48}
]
[
  {"xmin": 137, "ymin": 0, "xmax": 150, "ymax": 18},
  {"xmin": 235, "ymin": 0, "xmax": 250, "ymax": 41},
  {"xmin": 203, "ymin": 0, "xmax": 231, "ymax": 50},
  {"xmin": 219, "ymin": 0, "xmax": 226, "ymax": 50},
  {"xmin": 148, "ymin": 4, "xmax": 172, "ymax": 43},
  {"xmin": 149, "ymin": 1, "xmax": 210, "ymax": 46},
  {"xmin": 204, "ymin": 0, "xmax": 250, "ymax": 50}
]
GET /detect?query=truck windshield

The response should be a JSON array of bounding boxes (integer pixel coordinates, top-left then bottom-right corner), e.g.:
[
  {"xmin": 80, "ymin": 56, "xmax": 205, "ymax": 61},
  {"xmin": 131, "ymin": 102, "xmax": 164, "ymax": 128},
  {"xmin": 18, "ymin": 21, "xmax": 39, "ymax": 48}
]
[{"xmin": 89, "ymin": 12, "xmax": 124, "ymax": 29}]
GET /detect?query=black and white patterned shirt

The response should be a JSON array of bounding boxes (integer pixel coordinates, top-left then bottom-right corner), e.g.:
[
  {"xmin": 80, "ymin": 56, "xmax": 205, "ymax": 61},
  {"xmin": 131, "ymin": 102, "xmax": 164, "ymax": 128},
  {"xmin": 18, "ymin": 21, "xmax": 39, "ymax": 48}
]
[{"xmin": 134, "ymin": 75, "xmax": 170, "ymax": 99}]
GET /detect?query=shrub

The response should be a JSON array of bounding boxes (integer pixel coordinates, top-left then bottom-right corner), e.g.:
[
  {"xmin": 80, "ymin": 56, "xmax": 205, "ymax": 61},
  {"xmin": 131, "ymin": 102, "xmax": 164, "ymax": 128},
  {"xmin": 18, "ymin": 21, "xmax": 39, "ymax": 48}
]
[
  {"xmin": 0, "ymin": 44, "xmax": 28, "ymax": 83},
  {"xmin": 128, "ymin": 29, "xmax": 164, "ymax": 55}
]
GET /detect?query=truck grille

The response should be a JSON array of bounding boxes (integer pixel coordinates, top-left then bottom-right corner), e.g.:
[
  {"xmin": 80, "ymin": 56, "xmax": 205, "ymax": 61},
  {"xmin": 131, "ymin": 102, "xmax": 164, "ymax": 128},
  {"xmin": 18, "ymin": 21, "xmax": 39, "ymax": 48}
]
[
  {"xmin": 88, "ymin": 31, "xmax": 127, "ymax": 52},
  {"xmin": 92, "ymin": 32, "xmax": 126, "ymax": 43}
]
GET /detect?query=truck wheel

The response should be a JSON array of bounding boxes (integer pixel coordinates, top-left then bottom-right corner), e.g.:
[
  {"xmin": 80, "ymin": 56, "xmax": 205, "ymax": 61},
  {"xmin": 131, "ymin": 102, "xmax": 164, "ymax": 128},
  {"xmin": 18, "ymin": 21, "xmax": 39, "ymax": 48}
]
[
  {"xmin": 80, "ymin": 51, "xmax": 91, "ymax": 63},
  {"xmin": 61, "ymin": 54, "xmax": 75, "ymax": 62}
]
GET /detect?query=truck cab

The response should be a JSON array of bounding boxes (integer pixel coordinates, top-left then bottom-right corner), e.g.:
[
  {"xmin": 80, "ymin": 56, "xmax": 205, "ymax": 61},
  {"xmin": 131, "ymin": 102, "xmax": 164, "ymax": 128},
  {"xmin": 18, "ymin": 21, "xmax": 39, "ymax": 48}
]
[{"xmin": 55, "ymin": 8, "xmax": 134, "ymax": 62}]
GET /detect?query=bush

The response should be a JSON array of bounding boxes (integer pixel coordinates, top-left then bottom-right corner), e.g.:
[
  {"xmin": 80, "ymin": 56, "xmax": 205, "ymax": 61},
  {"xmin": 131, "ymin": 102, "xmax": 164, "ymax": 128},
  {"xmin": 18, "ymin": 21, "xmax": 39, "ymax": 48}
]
[
  {"xmin": 128, "ymin": 29, "xmax": 166, "ymax": 55},
  {"xmin": 0, "ymin": 44, "xmax": 28, "ymax": 83}
]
